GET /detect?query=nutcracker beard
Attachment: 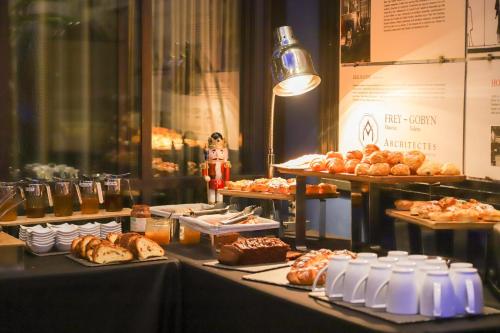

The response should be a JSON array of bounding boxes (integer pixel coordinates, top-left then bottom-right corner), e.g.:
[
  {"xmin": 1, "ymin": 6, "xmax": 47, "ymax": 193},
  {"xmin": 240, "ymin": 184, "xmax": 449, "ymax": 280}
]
[
  {"xmin": 203, "ymin": 138, "xmax": 231, "ymax": 204},
  {"xmin": 203, "ymin": 160, "xmax": 230, "ymax": 204}
]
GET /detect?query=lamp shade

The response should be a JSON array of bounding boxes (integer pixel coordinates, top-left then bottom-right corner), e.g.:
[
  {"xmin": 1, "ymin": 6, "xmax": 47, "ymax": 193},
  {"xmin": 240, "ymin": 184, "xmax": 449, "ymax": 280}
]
[{"xmin": 271, "ymin": 26, "xmax": 321, "ymax": 96}]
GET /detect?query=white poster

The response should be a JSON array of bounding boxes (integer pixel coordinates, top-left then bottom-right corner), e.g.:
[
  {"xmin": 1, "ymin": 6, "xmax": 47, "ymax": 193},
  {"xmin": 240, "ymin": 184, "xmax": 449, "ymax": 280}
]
[
  {"xmin": 464, "ymin": 60, "xmax": 500, "ymax": 179},
  {"xmin": 368, "ymin": 0, "xmax": 465, "ymax": 62},
  {"xmin": 339, "ymin": 62, "xmax": 465, "ymax": 167},
  {"xmin": 467, "ymin": 0, "xmax": 500, "ymax": 54}
]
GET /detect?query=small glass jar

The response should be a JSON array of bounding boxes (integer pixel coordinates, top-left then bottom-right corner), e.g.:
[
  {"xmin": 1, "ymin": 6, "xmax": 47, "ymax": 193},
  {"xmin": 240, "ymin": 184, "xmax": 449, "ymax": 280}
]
[
  {"xmin": 179, "ymin": 225, "xmax": 200, "ymax": 245},
  {"xmin": 145, "ymin": 217, "xmax": 172, "ymax": 245},
  {"xmin": 130, "ymin": 204, "xmax": 151, "ymax": 233}
]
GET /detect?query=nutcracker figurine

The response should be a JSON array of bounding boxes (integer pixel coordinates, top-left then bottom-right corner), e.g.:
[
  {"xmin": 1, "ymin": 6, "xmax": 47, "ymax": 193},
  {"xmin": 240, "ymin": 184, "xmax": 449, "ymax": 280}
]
[{"xmin": 201, "ymin": 132, "xmax": 231, "ymax": 204}]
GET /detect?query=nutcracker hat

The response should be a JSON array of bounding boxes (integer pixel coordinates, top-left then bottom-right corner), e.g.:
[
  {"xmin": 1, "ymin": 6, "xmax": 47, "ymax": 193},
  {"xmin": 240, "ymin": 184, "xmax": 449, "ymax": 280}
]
[{"xmin": 208, "ymin": 132, "xmax": 226, "ymax": 149}]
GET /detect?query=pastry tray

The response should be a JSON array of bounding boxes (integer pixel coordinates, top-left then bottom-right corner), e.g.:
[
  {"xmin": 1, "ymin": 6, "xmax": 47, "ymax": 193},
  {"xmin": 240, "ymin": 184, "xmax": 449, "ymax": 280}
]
[
  {"xmin": 308, "ymin": 292, "xmax": 500, "ymax": 324},
  {"xmin": 178, "ymin": 215, "xmax": 280, "ymax": 236},
  {"xmin": 151, "ymin": 203, "xmax": 227, "ymax": 218},
  {"xmin": 66, "ymin": 254, "xmax": 169, "ymax": 267},
  {"xmin": 203, "ymin": 260, "xmax": 292, "ymax": 273},
  {"xmin": 386, "ymin": 209, "xmax": 497, "ymax": 230},
  {"xmin": 242, "ymin": 266, "xmax": 320, "ymax": 291}
]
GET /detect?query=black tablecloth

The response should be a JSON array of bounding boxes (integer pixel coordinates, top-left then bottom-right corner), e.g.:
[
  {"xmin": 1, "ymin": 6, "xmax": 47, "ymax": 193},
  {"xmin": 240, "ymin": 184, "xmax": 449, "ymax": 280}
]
[
  {"xmin": 0, "ymin": 254, "xmax": 181, "ymax": 333},
  {"xmin": 167, "ymin": 242, "xmax": 500, "ymax": 333}
]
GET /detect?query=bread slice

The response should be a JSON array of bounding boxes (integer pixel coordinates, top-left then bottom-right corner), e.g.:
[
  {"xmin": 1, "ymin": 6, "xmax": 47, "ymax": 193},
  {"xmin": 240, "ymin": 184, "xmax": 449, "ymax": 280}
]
[
  {"xmin": 92, "ymin": 244, "xmax": 133, "ymax": 264},
  {"xmin": 80, "ymin": 236, "xmax": 98, "ymax": 258},
  {"xmin": 118, "ymin": 232, "xmax": 140, "ymax": 248},
  {"xmin": 134, "ymin": 236, "xmax": 165, "ymax": 260},
  {"xmin": 106, "ymin": 232, "xmax": 121, "ymax": 244},
  {"xmin": 71, "ymin": 237, "xmax": 82, "ymax": 255}
]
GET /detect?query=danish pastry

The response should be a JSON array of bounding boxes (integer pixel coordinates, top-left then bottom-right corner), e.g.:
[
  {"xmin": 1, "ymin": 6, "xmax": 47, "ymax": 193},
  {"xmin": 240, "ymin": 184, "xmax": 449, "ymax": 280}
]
[
  {"xmin": 440, "ymin": 163, "xmax": 460, "ymax": 176},
  {"xmin": 326, "ymin": 151, "xmax": 344, "ymax": 160},
  {"xmin": 368, "ymin": 151, "xmax": 387, "ymax": 164},
  {"xmin": 394, "ymin": 199, "xmax": 414, "ymax": 211},
  {"xmin": 346, "ymin": 150, "xmax": 363, "ymax": 160},
  {"xmin": 318, "ymin": 183, "xmax": 337, "ymax": 194},
  {"xmin": 390, "ymin": 163, "xmax": 410, "ymax": 176},
  {"xmin": 416, "ymin": 161, "xmax": 442, "ymax": 176},
  {"xmin": 403, "ymin": 150, "xmax": 426, "ymax": 173},
  {"xmin": 345, "ymin": 159, "xmax": 360, "ymax": 174},
  {"xmin": 453, "ymin": 209, "xmax": 480, "ymax": 222},
  {"xmin": 483, "ymin": 210, "xmax": 500, "ymax": 222},
  {"xmin": 355, "ymin": 163, "xmax": 370, "ymax": 176},
  {"xmin": 310, "ymin": 157, "xmax": 327, "ymax": 171},
  {"xmin": 368, "ymin": 163, "xmax": 390, "ymax": 176},
  {"xmin": 306, "ymin": 184, "xmax": 320, "ymax": 195},
  {"xmin": 326, "ymin": 158, "xmax": 345, "ymax": 174},
  {"xmin": 386, "ymin": 151, "xmax": 404, "ymax": 165},
  {"xmin": 363, "ymin": 144, "xmax": 380, "ymax": 156},
  {"xmin": 286, "ymin": 249, "xmax": 357, "ymax": 285}
]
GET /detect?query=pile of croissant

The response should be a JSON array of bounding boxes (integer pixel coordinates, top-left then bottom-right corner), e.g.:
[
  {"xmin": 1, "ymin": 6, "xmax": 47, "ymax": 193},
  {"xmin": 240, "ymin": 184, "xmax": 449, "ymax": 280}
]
[
  {"xmin": 287, "ymin": 249, "xmax": 357, "ymax": 285},
  {"xmin": 395, "ymin": 197, "xmax": 500, "ymax": 222},
  {"xmin": 70, "ymin": 232, "xmax": 165, "ymax": 264},
  {"xmin": 306, "ymin": 144, "xmax": 461, "ymax": 177}
]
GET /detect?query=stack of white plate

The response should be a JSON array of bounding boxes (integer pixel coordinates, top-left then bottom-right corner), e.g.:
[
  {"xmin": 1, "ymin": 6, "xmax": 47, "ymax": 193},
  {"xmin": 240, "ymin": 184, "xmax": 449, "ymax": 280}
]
[
  {"xmin": 18, "ymin": 225, "xmax": 30, "ymax": 242},
  {"xmin": 99, "ymin": 221, "xmax": 122, "ymax": 239},
  {"xmin": 53, "ymin": 224, "xmax": 79, "ymax": 251},
  {"xmin": 26, "ymin": 226, "xmax": 55, "ymax": 253},
  {"xmin": 79, "ymin": 222, "xmax": 100, "ymax": 237}
]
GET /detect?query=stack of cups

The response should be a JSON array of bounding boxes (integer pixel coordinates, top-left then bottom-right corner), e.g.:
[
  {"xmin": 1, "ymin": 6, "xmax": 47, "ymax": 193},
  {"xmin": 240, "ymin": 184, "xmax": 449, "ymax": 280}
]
[{"xmin": 313, "ymin": 250, "xmax": 484, "ymax": 318}]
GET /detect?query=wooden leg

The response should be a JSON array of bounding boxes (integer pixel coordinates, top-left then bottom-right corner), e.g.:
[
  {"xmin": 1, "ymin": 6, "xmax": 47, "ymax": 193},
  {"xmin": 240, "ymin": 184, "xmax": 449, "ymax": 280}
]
[
  {"xmin": 295, "ymin": 175, "xmax": 307, "ymax": 250},
  {"xmin": 420, "ymin": 227, "xmax": 437, "ymax": 255},
  {"xmin": 394, "ymin": 219, "xmax": 411, "ymax": 252},
  {"xmin": 319, "ymin": 199, "xmax": 326, "ymax": 239}
]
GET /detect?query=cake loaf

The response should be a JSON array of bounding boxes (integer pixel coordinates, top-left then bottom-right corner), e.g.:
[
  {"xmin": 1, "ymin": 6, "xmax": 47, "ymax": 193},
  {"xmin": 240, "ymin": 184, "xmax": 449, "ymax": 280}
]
[{"xmin": 218, "ymin": 237, "xmax": 290, "ymax": 266}]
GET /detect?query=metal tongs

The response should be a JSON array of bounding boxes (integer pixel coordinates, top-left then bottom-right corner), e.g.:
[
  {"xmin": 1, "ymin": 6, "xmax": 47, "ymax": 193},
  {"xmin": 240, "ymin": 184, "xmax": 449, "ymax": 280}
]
[
  {"xmin": 184, "ymin": 205, "xmax": 230, "ymax": 217},
  {"xmin": 219, "ymin": 205, "xmax": 263, "ymax": 225}
]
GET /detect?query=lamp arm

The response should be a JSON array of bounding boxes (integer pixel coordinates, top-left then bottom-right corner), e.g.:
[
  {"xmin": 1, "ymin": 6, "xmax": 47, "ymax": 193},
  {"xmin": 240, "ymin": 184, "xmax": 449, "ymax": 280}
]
[{"xmin": 267, "ymin": 91, "xmax": 276, "ymax": 178}]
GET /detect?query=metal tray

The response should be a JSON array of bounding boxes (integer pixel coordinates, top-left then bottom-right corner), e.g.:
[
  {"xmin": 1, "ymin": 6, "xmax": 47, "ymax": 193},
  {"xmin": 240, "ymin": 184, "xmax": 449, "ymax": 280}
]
[
  {"xmin": 178, "ymin": 215, "xmax": 280, "ymax": 236},
  {"xmin": 66, "ymin": 254, "xmax": 168, "ymax": 267},
  {"xmin": 151, "ymin": 203, "xmax": 217, "ymax": 218}
]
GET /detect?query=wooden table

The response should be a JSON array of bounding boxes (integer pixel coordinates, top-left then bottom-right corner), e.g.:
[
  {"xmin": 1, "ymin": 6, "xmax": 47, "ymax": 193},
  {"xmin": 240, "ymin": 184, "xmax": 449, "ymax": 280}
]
[
  {"xmin": 0, "ymin": 208, "xmax": 131, "ymax": 227},
  {"xmin": 276, "ymin": 166, "xmax": 466, "ymax": 249}
]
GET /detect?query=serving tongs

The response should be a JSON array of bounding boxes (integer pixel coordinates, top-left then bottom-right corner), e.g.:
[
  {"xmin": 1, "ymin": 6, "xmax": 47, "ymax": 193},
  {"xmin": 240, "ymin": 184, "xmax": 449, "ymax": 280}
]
[
  {"xmin": 219, "ymin": 205, "xmax": 263, "ymax": 225},
  {"xmin": 184, "ymin": 205, "xmax": 230, "ymax": 217}
]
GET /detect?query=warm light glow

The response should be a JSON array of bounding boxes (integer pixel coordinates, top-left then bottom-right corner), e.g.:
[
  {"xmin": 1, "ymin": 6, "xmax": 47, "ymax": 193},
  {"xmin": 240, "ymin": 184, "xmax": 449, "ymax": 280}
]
[{"xmin": 278, "ymin": 75, "xmax": 315, "ymax": 95}]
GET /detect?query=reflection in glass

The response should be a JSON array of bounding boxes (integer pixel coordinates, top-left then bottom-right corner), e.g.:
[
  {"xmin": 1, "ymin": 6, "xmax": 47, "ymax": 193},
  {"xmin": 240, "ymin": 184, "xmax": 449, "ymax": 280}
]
[
  {"xmin": 4, "ymin": 0, "xmax": 140, "ymax": 178},
  {"xmin": 152, "ymin": 0, "xmax": 241, "ymax": 178}
]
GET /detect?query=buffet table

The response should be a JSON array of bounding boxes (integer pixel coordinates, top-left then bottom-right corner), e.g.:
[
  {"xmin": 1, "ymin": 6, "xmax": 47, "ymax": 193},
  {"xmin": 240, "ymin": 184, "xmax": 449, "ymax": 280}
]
[
  {"xmin": 0, "ymin": 254, "xmax": 181, "ymax": 333},
  {"xmin": 167, "ymin": 242, "xmax": 500, "ymax": 333}
]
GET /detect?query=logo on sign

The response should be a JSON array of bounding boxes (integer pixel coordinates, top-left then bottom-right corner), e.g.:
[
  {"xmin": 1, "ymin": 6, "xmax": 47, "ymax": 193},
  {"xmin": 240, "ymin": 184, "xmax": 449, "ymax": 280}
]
[{"xmin": 359, "ymin": 114, "xmax": 378, "ymax": 146}]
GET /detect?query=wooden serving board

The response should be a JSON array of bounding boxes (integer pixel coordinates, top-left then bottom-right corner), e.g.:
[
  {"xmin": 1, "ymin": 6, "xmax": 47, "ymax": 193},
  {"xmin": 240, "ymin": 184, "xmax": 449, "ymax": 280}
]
[
  {"xmin": 386, "ymin": 209, "xmax": 497, "ymax": 230},
  {"xmin": 218, "ymin": 189, "xmax": 339, "ymax": 201},
  {"xmin": 0, "ymin": 208, "xmax": 131, "ymax": 227},
  {"xmin": 276, "ymin": 167, "xmax": 466, "ymax": 184}
]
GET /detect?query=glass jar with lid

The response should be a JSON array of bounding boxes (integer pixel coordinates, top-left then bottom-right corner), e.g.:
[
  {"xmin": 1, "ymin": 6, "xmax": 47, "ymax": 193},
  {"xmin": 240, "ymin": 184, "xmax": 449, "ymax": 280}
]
[{"xmin": 130, "ymin": 204, "xmax": 151, "ymax": 233}]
